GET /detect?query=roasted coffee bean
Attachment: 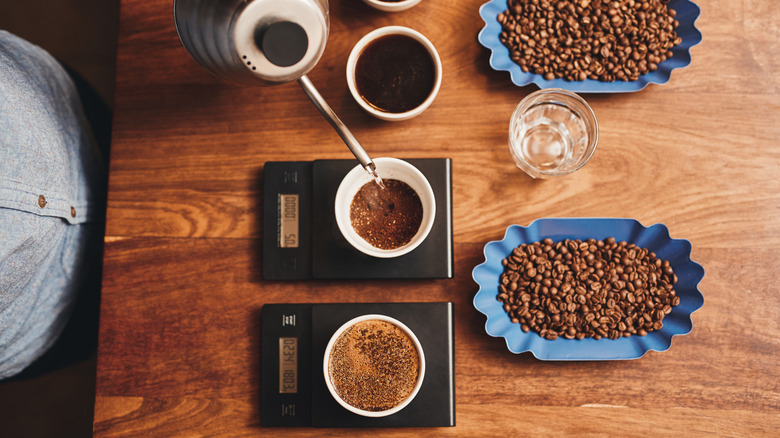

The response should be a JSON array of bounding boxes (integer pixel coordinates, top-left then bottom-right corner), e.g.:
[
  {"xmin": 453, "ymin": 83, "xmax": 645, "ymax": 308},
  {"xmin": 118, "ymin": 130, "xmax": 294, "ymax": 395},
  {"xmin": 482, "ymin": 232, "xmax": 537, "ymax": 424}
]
[
  {"xmin": 496, "ymin": 237, "xmax": 679, "ymax": 340},
  {"xmin": 497, "ymin": 0, "xmax": 680, "ymax": 82}
]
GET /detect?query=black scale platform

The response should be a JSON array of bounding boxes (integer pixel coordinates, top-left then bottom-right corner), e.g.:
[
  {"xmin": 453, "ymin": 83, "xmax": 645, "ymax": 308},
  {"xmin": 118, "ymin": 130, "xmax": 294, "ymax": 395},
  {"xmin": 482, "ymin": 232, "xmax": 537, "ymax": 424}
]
[
  {"xmin": 262, "ymin": 159, "xmax": 453, "ymax": 280},
  {"xmin": 260, "ymin": 302, "xmax": 455, "ymax": 428}
]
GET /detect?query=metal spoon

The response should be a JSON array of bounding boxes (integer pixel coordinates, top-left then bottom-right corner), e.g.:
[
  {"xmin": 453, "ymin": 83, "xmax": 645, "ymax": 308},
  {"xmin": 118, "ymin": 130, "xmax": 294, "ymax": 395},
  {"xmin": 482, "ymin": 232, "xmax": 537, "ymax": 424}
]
[{"xmin": 298, "ymin": 75, "xmax": 379, "ymax": 180}]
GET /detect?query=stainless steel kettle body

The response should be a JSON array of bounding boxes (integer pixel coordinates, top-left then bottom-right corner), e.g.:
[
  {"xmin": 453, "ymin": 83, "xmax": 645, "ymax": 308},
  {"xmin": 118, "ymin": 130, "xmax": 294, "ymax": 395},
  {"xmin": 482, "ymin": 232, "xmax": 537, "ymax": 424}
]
[
  {"xmin": 173, "ymin": 0, "xmax": 377, "ymax": 176},
  {"xmin": 174, "ymin": 0, "xmax": 329, "ymax": 85}
]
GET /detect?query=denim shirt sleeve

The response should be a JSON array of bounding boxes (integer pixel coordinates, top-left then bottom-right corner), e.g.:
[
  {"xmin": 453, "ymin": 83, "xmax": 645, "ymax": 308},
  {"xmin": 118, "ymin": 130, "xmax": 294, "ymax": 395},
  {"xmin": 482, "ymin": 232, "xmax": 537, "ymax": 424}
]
[
  {"xmin": 0, "ymin": 31, "xmax": 105, "ymax": 379},
  {"xmin": 0, "ymin": 31, "xmax": 104, "ymax": 224}
]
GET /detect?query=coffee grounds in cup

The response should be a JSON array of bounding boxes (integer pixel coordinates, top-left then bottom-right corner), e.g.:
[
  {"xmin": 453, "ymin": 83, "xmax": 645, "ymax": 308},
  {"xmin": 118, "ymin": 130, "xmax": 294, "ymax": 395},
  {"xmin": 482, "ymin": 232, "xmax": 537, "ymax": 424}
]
[
  {"xmin": 350, "ymin": 179, "xmax": 423, "ymax": 250},
  {"xmin": 328, "ymin": 319, "xmax": 420, "ymax": 412}
]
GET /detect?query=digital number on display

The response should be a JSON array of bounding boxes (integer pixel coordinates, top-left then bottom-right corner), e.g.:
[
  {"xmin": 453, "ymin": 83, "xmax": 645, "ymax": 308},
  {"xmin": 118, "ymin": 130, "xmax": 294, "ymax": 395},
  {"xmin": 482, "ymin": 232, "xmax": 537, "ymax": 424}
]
[
  {"xmin": 278, "ymin": 194, "xmax": 299, "ymax": 248},
  {"xmin": 279, "ymin": 337, "xmax": 297, "ymax": 393}
]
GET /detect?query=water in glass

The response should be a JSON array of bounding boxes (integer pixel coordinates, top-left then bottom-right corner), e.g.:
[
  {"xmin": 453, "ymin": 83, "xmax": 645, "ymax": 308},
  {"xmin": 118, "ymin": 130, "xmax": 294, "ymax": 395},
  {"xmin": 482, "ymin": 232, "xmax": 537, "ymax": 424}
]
[{"xmin": 511, "ymin": 102, "xmax": 589, "ymax": 173}]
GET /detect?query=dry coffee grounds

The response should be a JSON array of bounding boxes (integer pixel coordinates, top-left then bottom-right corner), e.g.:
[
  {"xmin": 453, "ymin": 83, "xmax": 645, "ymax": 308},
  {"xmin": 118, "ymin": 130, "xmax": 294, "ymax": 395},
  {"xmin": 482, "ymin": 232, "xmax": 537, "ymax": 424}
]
[
  {"xmin": 497, "ymin": 0, "xmax": 682, "ymax": 82},
  {"xmin": 328, "ymin": 320, "xmax": 420, "ymax": 412},
  {"xmin": 350, "ymin": 179, "xmax": 423, "ymax": 250},
  {"xmin": 497, "ymin": 237, "xmax": 679, "ymax": 340}
]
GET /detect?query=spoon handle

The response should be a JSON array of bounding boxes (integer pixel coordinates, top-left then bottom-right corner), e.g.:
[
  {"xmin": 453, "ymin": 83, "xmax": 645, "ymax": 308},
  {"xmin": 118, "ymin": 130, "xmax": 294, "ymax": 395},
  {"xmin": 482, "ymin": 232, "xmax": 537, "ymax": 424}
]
[{"xmin": 298, "ymin": 75, "xmax": 377, "ymax": 176}]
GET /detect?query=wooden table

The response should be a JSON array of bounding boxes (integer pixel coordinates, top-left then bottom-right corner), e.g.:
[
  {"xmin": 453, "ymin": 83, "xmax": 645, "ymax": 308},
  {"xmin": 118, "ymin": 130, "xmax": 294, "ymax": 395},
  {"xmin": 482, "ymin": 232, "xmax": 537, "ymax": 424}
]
[{"xmin": 93, "ymin": 0, "xmax": 780, "ymax": 435}]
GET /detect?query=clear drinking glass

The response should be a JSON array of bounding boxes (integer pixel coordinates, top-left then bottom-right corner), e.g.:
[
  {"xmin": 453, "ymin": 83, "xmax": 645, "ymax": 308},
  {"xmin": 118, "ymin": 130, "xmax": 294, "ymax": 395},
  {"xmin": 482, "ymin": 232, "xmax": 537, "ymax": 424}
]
[{"xmin": 509, "ymin": 88, "xmax": 598, "ymax": 179}]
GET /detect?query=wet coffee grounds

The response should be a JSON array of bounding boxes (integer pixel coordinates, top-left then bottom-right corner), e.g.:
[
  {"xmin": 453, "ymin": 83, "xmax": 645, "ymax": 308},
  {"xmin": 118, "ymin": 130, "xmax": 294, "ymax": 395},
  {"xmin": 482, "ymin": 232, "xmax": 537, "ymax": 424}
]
[
  {"xmin": 350, "ymin": 179, "xmax": 423, "ymax": 250},
  {"xmin": 497, "ymin": 237, "xmax": 679, "ymax": 340},
  {"xmin": 328, "ymin": 320, "xmax": 420, "ymax": 412}
]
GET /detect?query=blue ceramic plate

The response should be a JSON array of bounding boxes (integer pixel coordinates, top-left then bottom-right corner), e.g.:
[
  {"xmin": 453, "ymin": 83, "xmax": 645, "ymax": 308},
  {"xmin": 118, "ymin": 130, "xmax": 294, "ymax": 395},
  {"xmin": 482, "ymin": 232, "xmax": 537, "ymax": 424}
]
[
  {"xmin": 478, "ymin": 0, "xmax": 702, "ymax": 92},
  {"xmin": 472, "ymin": 218, "xmax": 704, "ymax": 360}
]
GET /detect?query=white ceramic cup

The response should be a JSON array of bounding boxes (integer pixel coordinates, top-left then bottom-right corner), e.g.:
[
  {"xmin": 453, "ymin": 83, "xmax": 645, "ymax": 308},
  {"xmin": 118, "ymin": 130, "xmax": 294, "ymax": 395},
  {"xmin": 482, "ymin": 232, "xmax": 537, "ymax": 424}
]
[
  {"xmin": 335, "ymin": 157, "xmax": 436, "ymax": 258},
  {"xmin": 346, "ymin": 26, "xmax": 442, "ymax": 121},
  {"xmin": 362, "ymin": 0, "xmax": 422, "ymax": 13},
  {"xmin": 323, "ymin": 314, "xmax": 426, "ymax": 417}
]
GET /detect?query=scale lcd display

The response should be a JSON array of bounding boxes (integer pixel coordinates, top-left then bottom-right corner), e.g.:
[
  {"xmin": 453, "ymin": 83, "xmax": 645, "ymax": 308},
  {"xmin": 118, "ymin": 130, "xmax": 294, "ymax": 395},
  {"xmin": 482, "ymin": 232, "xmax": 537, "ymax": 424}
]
[
  {"xmin": 279, "ymin": 337, "xmax": 298, "ymax": 393},
  {"xmin": 279, "ymin": 194, "xmax": 299, "ymax": 248}
]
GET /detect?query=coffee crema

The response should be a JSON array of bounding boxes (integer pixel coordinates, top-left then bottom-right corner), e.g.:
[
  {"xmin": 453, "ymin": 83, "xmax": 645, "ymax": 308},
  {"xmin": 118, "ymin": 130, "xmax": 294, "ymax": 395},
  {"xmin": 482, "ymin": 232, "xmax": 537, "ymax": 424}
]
[{"xmin": 327, "ymin": 319, "xmax": 420, "ymax": 412}]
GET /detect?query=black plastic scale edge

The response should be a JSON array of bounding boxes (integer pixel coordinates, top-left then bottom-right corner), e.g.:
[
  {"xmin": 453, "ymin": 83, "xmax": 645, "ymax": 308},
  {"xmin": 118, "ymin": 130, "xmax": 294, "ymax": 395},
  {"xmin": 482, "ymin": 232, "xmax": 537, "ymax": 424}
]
[
  {"xmin": 262, "ymin": 159, "xmax": 453, "ymax": 280},
  {"xmin": 260, "ymin": 302, "xmax": 455, "ymax": 428}
]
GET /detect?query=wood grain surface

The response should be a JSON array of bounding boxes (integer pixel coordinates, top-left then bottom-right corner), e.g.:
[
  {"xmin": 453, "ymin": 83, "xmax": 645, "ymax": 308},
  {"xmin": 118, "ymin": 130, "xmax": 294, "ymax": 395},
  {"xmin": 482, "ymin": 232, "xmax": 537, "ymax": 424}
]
[{"xmin": 95, "ymin": 0, "xmax": 780, "ymax": 436}]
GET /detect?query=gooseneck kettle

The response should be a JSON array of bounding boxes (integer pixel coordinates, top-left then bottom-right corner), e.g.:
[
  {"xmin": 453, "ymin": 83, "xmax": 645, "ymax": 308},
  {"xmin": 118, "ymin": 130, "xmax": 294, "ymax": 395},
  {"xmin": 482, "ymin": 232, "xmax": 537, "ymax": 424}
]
[{"xmin": 173, "ymin": 0, "xmax": 377, "ymax": 177}]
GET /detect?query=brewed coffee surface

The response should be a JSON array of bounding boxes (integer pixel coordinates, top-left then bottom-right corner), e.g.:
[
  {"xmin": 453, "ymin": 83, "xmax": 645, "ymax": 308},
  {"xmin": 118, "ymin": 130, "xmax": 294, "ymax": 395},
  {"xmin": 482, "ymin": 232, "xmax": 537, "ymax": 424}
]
[{"xmin": 354, "ymin": 34, "xmax": 436, "ymax": 113}]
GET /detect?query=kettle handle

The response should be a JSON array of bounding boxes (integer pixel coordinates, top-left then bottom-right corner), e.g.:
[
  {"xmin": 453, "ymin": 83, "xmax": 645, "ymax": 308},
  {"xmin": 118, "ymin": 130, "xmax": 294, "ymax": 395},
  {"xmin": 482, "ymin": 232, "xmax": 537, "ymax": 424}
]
[{"xmin": 298, "ymin": 75, "xmax": 378, "ymax": 177}]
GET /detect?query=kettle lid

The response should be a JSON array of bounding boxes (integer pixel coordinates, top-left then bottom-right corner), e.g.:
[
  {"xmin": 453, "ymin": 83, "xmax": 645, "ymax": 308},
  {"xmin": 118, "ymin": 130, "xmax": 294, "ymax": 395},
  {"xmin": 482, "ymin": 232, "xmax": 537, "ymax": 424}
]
[
  {"xmin": 259, "ymin": 21, "xmax": 309, "ymax": 68},
  {"xmin": 232, "ymin": 0, "xmax": 329, "ymax": 84}
]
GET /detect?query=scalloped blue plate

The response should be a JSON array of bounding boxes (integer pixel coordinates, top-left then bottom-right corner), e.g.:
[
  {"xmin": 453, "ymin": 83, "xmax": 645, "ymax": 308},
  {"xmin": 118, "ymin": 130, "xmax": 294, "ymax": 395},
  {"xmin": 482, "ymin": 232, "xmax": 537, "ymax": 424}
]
[
  {"xmin": 472, "ymin": 218, "xmax": 704, "ymax": 360},
  {"xmin": 478, "ymin": 0, "xmax": 702, "ymax": 92}
]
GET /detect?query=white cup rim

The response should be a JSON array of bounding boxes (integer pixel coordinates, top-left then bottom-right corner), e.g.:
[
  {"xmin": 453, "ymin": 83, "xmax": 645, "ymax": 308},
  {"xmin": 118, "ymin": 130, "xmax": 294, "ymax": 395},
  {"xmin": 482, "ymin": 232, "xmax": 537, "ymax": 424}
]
[
  {"xmin": 323, "ymin": 314, "xmax": 426, "ymax": 417},
  {"xmin": 362, "ymin": 0, "xmax": 423, "ymax": 13},
  {"xmin": 346, "ymin": 26, "xmax": 442, "ymax": 121},
  {"xmin": 335, "ymin": 157, "xmax": 436, "ymax": 258}
]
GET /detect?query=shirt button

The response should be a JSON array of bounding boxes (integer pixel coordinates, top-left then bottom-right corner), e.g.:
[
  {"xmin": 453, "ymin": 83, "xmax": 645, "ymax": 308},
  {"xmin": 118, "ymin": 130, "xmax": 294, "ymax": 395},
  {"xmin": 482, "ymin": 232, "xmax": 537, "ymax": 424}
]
[
  {"xmin": 38, "ymin": 195, "xmax": 46, "ymax": 208},
  {"xmin": 71, "ymin": 206, "xmax": 76, "ymax": 218}
]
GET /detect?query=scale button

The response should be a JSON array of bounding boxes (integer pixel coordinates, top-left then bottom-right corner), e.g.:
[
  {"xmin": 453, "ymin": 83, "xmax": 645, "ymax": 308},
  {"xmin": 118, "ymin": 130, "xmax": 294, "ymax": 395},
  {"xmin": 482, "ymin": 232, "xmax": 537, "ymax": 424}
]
[
  {"xmin": 282, "ymin": 314, "xmax": 296, "ymax": 327},
  {"xmin": 281, "ymin": 403, "xmax": 296, "ymax": 417},
  {"xmin": 283, "ymin": 257, "xmax": 299, "ymax": 271},
  {"xmin": 283, "ymin": 171, "xmax": 299, "ymax": 184}
]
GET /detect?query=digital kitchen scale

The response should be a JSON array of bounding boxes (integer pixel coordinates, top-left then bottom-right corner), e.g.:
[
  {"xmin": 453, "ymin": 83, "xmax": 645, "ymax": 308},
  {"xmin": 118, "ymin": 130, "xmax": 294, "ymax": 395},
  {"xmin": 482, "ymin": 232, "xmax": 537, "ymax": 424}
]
[
  {"xmin": 260, "ymin": 302, "xmax": 455, "ymax": 427},
  {"xmin": 262, "ymin": 159, "xmax": 453, "ymax": 280}
]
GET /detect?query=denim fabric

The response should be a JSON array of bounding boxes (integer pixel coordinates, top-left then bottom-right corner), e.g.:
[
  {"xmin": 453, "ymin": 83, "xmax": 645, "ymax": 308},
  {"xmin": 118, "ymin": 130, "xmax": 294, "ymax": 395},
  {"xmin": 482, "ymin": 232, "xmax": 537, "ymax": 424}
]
[{"xmin": 0, "ymin": 31, "xmax": 104, "ymax": 379}]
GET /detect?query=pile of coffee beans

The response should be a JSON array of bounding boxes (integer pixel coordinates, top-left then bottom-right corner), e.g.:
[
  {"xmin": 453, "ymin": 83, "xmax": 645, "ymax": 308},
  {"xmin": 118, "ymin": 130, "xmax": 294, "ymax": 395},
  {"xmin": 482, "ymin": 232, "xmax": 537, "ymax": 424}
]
[
  {"xmin": 497, "ymin": 0, "xmax": 682, "ymax": 82},
  {"xmin": 497, "ymin": 237, "xmax": 679, "ymax": 340}
]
